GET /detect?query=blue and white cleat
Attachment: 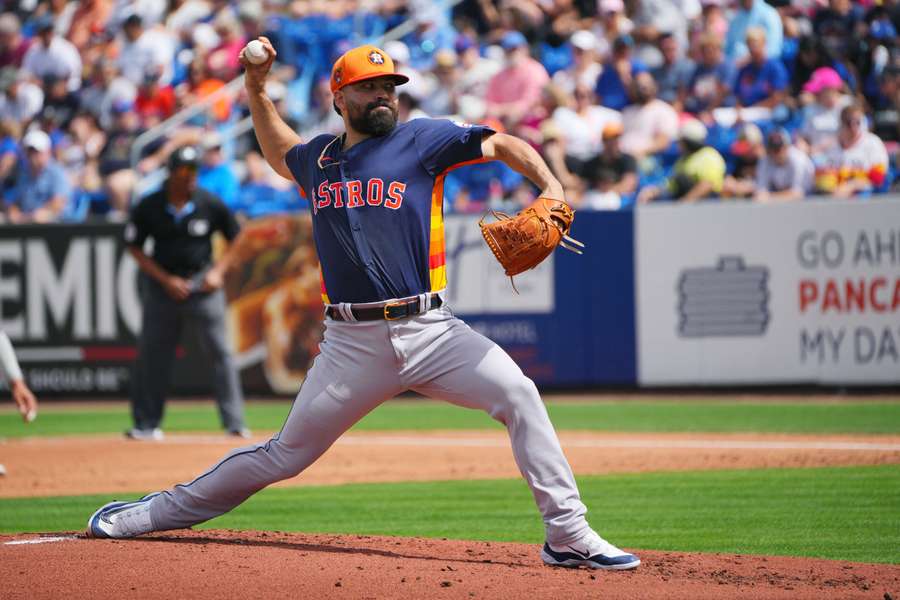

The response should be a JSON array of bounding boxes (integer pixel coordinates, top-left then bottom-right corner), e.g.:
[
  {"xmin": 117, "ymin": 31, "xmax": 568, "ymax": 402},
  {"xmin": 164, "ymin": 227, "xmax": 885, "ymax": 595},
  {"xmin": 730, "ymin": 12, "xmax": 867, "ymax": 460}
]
[
  {"xmin": 541, "ymin": 530, "xmax": 640, "ymax": 570},
  {"xmin": 86, "ymin": 493, "xmax": 160, "ymax": 539}
]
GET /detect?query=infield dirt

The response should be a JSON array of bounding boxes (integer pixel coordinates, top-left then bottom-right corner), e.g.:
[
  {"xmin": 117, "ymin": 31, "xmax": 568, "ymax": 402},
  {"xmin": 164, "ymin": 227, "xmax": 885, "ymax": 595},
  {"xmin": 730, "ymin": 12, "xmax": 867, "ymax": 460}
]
[
  {"xmin": 2, "ymin": 427, "xmax": 899, "ymax": 598},
  {"xmin": 2, "ymin": 430, "xmax": 899, "ymax": 497}
]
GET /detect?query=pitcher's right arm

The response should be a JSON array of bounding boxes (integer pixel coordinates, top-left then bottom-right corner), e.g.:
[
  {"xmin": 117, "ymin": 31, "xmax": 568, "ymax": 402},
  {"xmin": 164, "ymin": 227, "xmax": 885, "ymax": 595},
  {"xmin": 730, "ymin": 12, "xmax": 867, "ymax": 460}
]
[{"xmin": 240, "ymin": 37, "xmax": 302, "ymax": 181}]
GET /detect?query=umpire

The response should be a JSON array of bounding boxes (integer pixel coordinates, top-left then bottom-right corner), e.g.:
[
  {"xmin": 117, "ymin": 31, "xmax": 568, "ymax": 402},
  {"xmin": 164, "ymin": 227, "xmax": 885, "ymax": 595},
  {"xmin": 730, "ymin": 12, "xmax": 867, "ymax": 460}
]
[{"xmin": 123, "ymin": 145, "xmax": 247, "ymax": 440}]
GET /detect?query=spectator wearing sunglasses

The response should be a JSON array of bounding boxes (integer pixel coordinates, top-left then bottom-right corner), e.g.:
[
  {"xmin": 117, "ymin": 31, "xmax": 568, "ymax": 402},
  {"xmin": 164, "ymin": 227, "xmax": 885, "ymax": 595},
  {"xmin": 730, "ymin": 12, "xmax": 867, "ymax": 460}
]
[{"xmin": 815, "ymin": 103, "xmax": 889, "ymax": 197}]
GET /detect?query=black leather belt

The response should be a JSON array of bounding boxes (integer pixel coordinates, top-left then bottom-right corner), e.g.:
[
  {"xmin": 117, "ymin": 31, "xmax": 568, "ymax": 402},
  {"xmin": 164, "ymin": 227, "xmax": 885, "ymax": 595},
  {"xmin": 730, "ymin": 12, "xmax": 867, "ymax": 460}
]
[{"xmin": 326, "ymin": 295, "xmax": 443, "ymax": 322}]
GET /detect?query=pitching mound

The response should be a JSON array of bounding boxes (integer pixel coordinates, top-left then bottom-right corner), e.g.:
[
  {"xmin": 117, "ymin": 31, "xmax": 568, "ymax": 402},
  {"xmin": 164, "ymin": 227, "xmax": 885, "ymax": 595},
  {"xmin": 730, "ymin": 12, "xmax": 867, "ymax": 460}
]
[{"xmin": 2, "ymin": 530, "xmax": 897, "ymax": 599}]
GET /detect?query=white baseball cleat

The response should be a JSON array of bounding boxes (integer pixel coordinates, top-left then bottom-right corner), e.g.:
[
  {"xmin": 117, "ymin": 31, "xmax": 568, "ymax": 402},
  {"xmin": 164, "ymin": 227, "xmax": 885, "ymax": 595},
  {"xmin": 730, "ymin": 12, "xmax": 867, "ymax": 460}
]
[
  {"xmin": 124, "ymin": 427, "xmax": 164, "ymax": 441},
  {"xmin": 541, "ymin": 530, "xmax": 640, "ymax": 570},
  {"xmin": 86, "ymin": 493, "xmax": 159, "ymax": 538}
]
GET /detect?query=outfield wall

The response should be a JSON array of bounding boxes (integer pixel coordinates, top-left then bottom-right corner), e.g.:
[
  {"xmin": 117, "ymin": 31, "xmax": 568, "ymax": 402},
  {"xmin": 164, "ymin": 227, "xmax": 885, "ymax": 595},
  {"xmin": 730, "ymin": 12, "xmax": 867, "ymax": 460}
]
[{"xmin": 0, "ymin": 197, "xmax": 897, "ymax": 394}]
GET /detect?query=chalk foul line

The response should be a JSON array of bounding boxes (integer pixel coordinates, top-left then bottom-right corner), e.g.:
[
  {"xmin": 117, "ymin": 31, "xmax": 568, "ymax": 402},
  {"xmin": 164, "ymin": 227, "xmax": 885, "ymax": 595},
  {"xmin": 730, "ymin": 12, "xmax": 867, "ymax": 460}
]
[
  {"xmin": 4, "ymin": 535, "xmax": 78, "ymax": 546},
  {"xmin": 336, "ymin": 436, "xmax": 900, "ymax": 452}
]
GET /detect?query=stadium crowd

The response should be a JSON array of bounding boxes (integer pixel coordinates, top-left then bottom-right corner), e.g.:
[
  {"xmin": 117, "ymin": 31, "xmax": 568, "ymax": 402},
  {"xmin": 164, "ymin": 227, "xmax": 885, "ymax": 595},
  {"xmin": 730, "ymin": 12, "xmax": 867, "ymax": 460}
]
[{"xmin": 0, "ymin": 0, "xmax": 897, "ymax": 222}]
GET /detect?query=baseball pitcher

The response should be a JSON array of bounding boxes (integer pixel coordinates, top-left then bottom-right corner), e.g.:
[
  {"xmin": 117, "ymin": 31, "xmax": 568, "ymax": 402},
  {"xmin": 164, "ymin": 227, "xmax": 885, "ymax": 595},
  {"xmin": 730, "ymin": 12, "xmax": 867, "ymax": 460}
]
[{"xmin": 86, "ymin": 39, "xmax": 639, "ymax": 571}]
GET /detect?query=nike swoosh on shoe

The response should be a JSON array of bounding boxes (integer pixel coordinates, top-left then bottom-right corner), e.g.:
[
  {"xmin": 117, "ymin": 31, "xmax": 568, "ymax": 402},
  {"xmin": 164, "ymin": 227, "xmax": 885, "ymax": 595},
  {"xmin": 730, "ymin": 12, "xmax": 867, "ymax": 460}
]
[{"xmin": 567, "ymin": 545, "xmax": 592, "ymax": 559}]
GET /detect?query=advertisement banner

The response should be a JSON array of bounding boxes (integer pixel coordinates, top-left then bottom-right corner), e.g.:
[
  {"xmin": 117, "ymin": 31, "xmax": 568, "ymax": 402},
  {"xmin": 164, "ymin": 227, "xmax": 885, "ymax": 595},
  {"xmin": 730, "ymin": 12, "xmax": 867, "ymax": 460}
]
[
  {"xmin": 222, "ymin": 214, "xmax": 323, "ymax": 396},
  {"xmin": 0, "ymin": 223, "xmax": 141, "ymax": 394},
  {"xmin": 636, "ymin": 196, "xmax": 900, "ymax": 385},
  {"xmin": 0, "ymin": 217, "xmax": 324, "ymax": 396}
]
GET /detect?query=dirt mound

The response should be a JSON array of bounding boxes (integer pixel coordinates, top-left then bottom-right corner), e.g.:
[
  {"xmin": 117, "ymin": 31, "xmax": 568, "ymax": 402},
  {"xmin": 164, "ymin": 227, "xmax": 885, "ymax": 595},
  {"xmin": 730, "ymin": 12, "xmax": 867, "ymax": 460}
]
[{"xmin": 2, "ymin": 530, "xmax": 897, "ymax": 599}]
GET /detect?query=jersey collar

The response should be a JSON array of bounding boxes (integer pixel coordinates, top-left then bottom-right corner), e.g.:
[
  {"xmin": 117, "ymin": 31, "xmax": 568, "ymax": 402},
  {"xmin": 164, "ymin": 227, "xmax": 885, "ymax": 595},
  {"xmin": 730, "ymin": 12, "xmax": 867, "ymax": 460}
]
[
  {"xmin": 166, "ymin": 201, "xmax": 196, "ymax": 223},
  {"xmin": 317, "ymin": 134, "xmax": 345, "ymax": 170}
]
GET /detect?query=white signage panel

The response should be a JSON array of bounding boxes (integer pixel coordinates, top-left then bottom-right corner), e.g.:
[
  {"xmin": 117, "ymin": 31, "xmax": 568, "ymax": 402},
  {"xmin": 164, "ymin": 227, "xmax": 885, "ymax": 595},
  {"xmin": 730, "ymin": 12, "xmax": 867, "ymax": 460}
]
[{"xmin": 636, "ymin": 197, "xmax": 900, "ymax": 384}]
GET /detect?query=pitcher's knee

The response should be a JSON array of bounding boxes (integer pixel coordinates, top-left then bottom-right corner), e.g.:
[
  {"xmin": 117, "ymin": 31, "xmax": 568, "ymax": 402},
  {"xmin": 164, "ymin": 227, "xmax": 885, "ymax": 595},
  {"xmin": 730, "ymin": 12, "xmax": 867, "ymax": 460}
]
[
  {"xmin": 488, "ymin": 377, "xmax": 543, "ymax": 424},
  {"xmin": 261, "ymin": 439, "xmax": 312, "ymax": 481}
]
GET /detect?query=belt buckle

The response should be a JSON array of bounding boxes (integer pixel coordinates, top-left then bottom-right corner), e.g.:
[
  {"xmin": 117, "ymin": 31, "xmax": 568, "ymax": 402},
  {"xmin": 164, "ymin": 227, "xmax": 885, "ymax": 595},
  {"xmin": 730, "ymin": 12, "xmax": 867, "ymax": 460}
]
[{"xmin": 383, "ymin": 300, "xmax": 407, "ymax": 321}]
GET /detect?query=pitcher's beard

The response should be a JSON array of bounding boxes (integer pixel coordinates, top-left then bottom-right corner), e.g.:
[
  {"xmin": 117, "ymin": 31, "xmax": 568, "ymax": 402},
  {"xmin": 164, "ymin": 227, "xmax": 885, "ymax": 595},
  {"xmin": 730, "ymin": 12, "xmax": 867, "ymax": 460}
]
[{"xmin": 349, "ymin": 103, "xmax": 398, "ymax": 136}]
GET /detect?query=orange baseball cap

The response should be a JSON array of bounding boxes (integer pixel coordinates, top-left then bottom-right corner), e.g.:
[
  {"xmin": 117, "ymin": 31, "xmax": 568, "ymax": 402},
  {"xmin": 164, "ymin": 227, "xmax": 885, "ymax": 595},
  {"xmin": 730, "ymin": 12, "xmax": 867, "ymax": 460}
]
[
  {"xmin": 602, "ymin": 121, "xmax": 624, "ymax": 139},
  {"xmin": 330, "ymin": 45, "xmax": 409, "ymax": 94}
]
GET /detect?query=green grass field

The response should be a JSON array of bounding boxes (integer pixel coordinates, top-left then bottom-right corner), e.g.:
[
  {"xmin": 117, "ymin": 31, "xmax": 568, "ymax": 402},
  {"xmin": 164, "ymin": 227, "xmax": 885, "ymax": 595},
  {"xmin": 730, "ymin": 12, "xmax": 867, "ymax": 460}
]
[
  {"xmin": 2, "ymin": 398, "xmax": 898, "ymax": 564},
  {"xmin": 2, "ymin": 398, "xmax": 900, "ymax": 438},
  {"xmin": 1, "ymin": 466, "xmax": 897, "ymax": 563}
]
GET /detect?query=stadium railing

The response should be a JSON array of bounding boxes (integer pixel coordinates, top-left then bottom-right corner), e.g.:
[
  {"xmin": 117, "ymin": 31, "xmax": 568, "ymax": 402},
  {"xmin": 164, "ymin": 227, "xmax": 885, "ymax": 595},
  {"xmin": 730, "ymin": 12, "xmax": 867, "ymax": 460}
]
[{"xmin": 128, "ymin": 1, "xmax": 463, "ymax": 205}]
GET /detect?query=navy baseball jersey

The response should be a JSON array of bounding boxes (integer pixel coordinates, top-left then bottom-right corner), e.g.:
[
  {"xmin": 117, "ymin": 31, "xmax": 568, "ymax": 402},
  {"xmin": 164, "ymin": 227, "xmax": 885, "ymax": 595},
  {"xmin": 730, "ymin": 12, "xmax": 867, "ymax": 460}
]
[{"xmin": 285, "ymin": 119, "xmax": 493, "ymax": 304}]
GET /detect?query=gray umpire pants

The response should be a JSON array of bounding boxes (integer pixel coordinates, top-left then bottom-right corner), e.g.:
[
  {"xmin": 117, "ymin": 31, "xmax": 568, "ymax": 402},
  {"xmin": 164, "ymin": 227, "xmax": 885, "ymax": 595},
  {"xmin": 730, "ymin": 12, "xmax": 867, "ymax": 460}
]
[
  {"xmin": 148, "ymin": 306, "xmax": 591, "ymax": 546},
  {"xmin": 131, "ymin": 276, "xmax": 246, "ymax": 432}
]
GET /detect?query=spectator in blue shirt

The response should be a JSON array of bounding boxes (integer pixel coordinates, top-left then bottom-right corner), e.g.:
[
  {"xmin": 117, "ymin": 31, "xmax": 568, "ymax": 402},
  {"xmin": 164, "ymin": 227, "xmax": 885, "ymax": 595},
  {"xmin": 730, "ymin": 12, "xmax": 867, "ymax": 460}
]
[
  {"xmin": 683, "ymin": 32, "xmax": 736, "ymax": 114},
  {"xmin": 594, "ymin": 35, "xmax": 648, "ymax": 111},
  {"xmin": 0, "ymin": 118, "xmax": 19, "ymax": 191},
  {"xmin": 198, "ymin": 139, "xmax": 239, "ymax": 210},
  {"xmin": 5, "ymin": 129, "xmax": 71, "ymax": 223},
  {"xmin": 734, "ymin": 27, "xmax": 788, "ymax": 108},
  {"xmin": 651, "ymin": 32, "xmax": 694, "ymax": 109},
  {"xmin": 724, "ymin": 0, "xmax": 784, "ymax": 63}
]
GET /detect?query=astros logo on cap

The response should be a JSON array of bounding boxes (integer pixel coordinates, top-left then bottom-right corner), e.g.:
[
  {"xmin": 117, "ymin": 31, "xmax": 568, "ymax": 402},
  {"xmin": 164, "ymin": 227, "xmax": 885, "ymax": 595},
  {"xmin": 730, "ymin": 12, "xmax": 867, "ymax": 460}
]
[{"xmin": 330, "ymin": 45, "xmax": 409, "ymax": 93}]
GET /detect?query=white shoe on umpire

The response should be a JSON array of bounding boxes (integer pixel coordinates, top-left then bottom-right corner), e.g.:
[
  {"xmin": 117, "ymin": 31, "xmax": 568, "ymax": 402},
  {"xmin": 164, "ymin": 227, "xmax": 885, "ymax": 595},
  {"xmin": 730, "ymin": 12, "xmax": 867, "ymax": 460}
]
[
  {"xmin": 541, "ymin": 530, "xmax": 640, "ymax": 570},
  {"xmin": 86, "ymin": 493, "xmax": 159, "ymax": 538},
  {"xmin": 124, "ymin": 427, "xmax": 164, "ymax": 441}
]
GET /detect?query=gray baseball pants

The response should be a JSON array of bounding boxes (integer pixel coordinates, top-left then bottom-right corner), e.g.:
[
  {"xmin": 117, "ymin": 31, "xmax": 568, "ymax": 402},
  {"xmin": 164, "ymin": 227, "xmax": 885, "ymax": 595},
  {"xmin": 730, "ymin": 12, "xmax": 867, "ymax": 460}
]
[
  {"xmin": 132, "ymin": 277, "xmax": 245, "ymax": 432},
  {"xmin": 148, "ymin": 306, "xmax": 590, "ymax": 545}
]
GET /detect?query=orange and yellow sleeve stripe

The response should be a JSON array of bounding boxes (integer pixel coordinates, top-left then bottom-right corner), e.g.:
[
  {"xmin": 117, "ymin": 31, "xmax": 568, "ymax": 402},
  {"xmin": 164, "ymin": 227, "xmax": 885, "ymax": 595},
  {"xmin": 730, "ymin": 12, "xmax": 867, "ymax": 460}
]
[
  {"xmin": 428, "ymin": 157, "xmax": 489, "ymax": 292},
  {"xmin": 319, "ymin": 266, "xmax": 330, "ymax": 304},
  {"xmin": 429, "ymin": 173, "xmax": 448, "ymax": 291}
]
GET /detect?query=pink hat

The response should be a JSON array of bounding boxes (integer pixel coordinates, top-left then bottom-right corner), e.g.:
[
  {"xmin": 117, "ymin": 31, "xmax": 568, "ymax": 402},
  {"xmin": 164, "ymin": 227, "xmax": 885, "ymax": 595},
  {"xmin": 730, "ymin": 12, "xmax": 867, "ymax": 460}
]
[{"xmin": 803, "ymin": 67, "xmax": 843, "ymax": 94}]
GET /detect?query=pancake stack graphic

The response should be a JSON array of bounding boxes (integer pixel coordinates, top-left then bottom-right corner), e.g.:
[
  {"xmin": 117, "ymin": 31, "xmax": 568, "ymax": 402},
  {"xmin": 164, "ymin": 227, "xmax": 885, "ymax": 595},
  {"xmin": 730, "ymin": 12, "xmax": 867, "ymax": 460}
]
[{"xmin": 678, "ymin": 256, "xmax": 769, "ymax": 337}]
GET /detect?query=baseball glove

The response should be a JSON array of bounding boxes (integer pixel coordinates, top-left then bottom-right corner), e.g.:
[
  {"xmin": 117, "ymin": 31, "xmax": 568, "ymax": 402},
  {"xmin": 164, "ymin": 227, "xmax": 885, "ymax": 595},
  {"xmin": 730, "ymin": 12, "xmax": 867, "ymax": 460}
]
[{"xmin": 479, "ymin": 197, "xmax": 584, "ymax": 291}]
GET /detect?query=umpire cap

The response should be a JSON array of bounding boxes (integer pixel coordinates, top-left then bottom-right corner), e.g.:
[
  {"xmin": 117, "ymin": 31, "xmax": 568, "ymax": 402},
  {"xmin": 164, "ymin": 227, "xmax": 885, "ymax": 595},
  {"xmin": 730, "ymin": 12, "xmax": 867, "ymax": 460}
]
[{"xmin": 168, "ymin": 145, "xmax": 200, "ymax": 170}]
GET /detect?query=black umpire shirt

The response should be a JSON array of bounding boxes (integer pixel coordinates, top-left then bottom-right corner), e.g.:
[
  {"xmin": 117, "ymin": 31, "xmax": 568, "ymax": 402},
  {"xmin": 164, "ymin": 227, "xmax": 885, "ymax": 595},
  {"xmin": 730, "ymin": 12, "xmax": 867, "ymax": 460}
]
[{"xmin": 123, "ymin": 187, "xmax": 240, "ymax": 278}]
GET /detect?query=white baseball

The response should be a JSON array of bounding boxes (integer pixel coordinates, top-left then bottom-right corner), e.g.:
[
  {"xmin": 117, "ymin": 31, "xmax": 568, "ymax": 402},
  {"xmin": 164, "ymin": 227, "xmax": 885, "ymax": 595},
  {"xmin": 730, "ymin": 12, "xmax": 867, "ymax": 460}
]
[
  {"xmin": 26, "ymin": 409, "xmax": 37, "ymax": 423},
  {"xmin": 245, "ymin": 40, "xmax": 269, "ymax": 65}
]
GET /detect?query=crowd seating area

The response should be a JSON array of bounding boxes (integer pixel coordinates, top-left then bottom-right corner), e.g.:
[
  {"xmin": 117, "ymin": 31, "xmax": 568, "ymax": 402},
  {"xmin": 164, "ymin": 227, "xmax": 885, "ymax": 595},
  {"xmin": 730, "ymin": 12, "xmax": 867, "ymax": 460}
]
[{"xmin": 1, "ymin": 0, "xmax": 898, "ymax": 223}]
